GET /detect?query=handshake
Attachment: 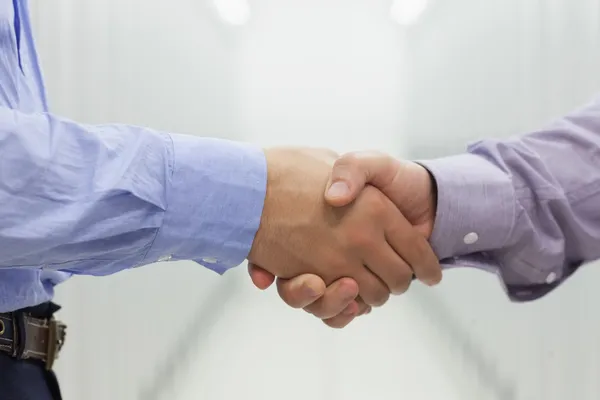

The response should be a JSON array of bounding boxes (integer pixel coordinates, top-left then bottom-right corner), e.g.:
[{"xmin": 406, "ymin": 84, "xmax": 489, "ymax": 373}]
[{"xmin": 246, "ymin": 147, "xmax": 442, "ymax": 329}]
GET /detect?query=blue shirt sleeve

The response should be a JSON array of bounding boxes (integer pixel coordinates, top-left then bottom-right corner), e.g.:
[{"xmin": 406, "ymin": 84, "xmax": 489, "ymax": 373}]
[{"xmin": 0, "ymin": 106, "xmax": 267, "ymax": 276}]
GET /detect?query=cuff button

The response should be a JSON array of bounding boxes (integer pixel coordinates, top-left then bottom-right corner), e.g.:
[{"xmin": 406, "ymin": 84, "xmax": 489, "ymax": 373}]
[
  {"xmin": 545, "ymin": 272, "xmax": 557, "ymax": 284},
  {"xmin": 463, "ymin": 232, "xmax": 479, "ymax": 245}
]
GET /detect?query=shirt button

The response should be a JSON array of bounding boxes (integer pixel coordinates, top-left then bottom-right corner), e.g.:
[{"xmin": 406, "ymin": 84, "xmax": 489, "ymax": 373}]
[
  {"xmin": 157, "ymin": 255, "xmax": 172, "ymax": 262},
  {"xmin": 463, "ymin": 232, "xmax": 479, "ymax": 245},
  {"xmin": 545, "ymin": 272, "xmax": 557, "ymax": 284},
  {"xmin": 202, "ymin": 257, "xmax": 218, "ymax": 264}
]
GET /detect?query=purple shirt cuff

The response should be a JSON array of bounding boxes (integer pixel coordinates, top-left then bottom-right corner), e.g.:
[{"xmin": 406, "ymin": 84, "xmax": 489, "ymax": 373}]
[{"xmin": 417, "ymin": 153, "xmax": 517, "ymax": 260}]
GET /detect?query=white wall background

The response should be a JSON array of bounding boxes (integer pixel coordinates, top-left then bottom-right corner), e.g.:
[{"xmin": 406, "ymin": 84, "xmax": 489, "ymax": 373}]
[
  {"xmin": 26, "ymin": 0, "xmax": 600, "ymax": 399},
  {"xmin": 403, "ymin": 1, "xmax": 600, "ymax": 400}
]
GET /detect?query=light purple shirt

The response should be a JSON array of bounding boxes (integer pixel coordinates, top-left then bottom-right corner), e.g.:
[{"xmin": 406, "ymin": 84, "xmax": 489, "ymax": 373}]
[{"xmin": 421, "ymin": 95, "xmax": 600, "ymax": 302}]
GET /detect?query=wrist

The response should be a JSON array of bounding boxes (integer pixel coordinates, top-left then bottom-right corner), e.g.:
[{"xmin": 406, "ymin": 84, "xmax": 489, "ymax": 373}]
[
  {"xmin": 247, "ymin": 149, "xmax": 274, "ymax": 264},
  {"xmin": 425, "ymin": 166, "xmax": 438, "ymax": 225},
  {"xmin": 248, "ymin": 147, "xmax": 337, "ymax": 271}
]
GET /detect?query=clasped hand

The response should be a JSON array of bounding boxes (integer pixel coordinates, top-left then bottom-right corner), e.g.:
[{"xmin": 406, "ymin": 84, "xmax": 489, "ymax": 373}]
[{"xmin": 246, "ymin": 148, "xmax": 442, "ymax": 328}]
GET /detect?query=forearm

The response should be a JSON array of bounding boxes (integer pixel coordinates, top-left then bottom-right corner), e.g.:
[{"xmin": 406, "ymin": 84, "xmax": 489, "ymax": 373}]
[
  {"xmin": 420, "ymin": 95, "xmax": 600, "ymax": 301},
  {"xmin": 0, "ymin": 108, "xmax": 266, "ymax": 275}
]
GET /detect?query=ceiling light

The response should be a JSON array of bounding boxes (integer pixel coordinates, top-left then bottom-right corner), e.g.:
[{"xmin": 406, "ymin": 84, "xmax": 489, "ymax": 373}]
[
  {"xmin": 213, "ymin": 0, "xmax": 251, "ymax": 26},
  {"xmin": 390, "ymin": 0, "xmax": 429, "ymax": 26}
]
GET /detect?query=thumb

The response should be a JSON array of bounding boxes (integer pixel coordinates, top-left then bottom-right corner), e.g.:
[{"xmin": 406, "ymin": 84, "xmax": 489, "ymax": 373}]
[
  {"xmin": 248, "ymin": 263, "xmax": 276, "ymax": 290},
  {"xmin": 325, "ymin": 151, "xmax": 400, "ymax": 207}
]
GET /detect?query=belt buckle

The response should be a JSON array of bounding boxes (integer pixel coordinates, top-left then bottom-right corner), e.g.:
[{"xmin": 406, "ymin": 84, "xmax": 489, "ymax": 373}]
[{"xmin": 45, "ymin": 318, "xmax": 66, "ymax": 371}]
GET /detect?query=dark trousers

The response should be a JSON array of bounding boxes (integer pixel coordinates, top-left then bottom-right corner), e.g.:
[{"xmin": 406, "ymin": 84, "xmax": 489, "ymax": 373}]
[{"xmin": 0, "ymin": 303, "xmax": 62, "ymax": 400}]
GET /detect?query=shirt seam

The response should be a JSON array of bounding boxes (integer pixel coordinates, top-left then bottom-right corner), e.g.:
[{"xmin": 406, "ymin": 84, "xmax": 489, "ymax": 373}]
[
  {"xmin": 4, "ymin": 255, "xmax": 145, "ymax": 269},
  {"xmin": 141, "ymin": 133, "xmax": 175, "ymax": 262},
  {"xmin": 497, "ymin": 191, "xmax": 519, "ymax": 253}
]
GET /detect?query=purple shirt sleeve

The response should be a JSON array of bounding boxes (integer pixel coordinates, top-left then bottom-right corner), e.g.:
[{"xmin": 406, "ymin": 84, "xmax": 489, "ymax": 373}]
[{"xmin": 418, "ymin": 95, "xmax": 600, "ymax": 302}]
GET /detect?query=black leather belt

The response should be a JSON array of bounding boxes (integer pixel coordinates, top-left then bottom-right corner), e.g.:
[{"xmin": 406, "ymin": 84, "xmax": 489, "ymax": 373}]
[{"xmin": 0, "ymin": 310, "xmax": 66, "ymax": 370}]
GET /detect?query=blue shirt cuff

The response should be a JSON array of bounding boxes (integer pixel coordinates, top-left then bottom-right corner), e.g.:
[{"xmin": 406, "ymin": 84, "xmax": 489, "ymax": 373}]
[{"xmin": 143, "ymin": 134, "xmax": 267, "ymax": 274}]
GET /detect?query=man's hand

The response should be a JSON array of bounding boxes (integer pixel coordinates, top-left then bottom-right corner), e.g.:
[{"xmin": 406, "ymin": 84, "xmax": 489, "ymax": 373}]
[
  {"xmin": 249, "ymin": 151, "xmax": 440, "ymax": 328},
  {"xmin": 247, "ymin": 147, "xmax": 439, "ymax": 311},
  {"xmin": 324, "ymin": 151, "xmax": 436, "ymax": 237}
]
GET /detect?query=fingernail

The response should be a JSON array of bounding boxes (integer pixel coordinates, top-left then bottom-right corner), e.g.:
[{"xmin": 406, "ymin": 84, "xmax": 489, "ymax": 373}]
[{"xmin": 327, "ymin": 181, "xmax": 350, "ymax": 198}]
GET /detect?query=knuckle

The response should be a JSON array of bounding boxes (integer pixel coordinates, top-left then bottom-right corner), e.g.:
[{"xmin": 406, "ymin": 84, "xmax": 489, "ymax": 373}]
[
  {"xmin": 347, "ymin": 230, "xmax": 375, "ymax": 249},
  {"xmin": 305, "ymin": 301, "xmax": 333, "ymax": 320},
  {"xmin": 322, "ymin": 148, "xmax": 339, "ymax": 158},
  {"xmin": 412, "ymin": 235, "xmax": 432, "ymax": 254},
  {"xmin": 277, "ymin": 286, "xmax": 302, "ymax": 308},
  {"xmin": 278, "ymin": 278, "xmax": 323, "ymax": 309},
  {"xmin": 390, "ymin": 267, "xmax": 414, "ymax": 295},
  {"xmin": 333, "ymin": 153, "xmax": 366, "ymax": 184},
  {"xmin": 338, "ymin": 151, "xmax": 361, "ymax": 166},
  {"xmin": 362, "ymin": 188, "xmax": 388, "ymax": 218},
  {"xmin": 305, "ymin": 280, "xmax": 358, "ymax": 319},
  {"xmin": 326, "ymin": 255, "xmax": 351, "ymax": 278},
  {"xmin": 303, "ymin": 302, "xmax": 321, "ymax": 317},
  {"xmin": 391, "ymin": 280, "xmax": 411, "ymax": 295},
  {"xmin": 332, "ymin": 153, "xmax": 359, "ymax": 176}
]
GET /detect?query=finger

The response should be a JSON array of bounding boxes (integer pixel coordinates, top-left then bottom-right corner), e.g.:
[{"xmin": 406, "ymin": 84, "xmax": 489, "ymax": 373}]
[
  {"xmin": 363, "ymin": 239, "xmax": 414, "ymax": 295},
  {"xmin": 322, "ymin": 299, "xmax": 371, "ymax": 329},
  {"xmin": 248, "ymin": 263, "xmax": 276, "ymax": 290},
  {"xmin": 339, "ymin": 297, "xmax": 370, "ymax": 316},
  {"xmin": 384, "ymin": 208, "xmax": 442, "ymax": 286},
  {"xmin": 323, "ymin": 314, "xmax": 356, "ymax": 329},
  {"xmin": 325, "ymin": 151, "xmax": 400, "ymax": 207},
  {"xmin": 354, "ymin": 296, "xmax": 371, "ymax": 316},
  {"xmin": 303, "ymin": 277, "xmax": 359, "ymax": 319},
  {"xmin": 354, "ymin": 267, "xmax": 391, "ymax": 307},
  {"xmin": 322, "ymin": 303, "xmax": 359, "ymax": 329},
  {"xmin": 276, "ymin": 274, "xmax": 326, "ymax": 309},
  {"xmin": 311, "ymin": 295, "xmax": 369, "ymax": 328}
]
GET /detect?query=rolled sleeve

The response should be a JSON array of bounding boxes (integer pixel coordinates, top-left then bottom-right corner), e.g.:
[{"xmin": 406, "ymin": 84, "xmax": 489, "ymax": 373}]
[
  {"xmin": 418, "ymin": 153, "xmax": 517, "ymax": 260},
  {"xmin": 144, "ymin": 134, "xmax": 267, "ymax": 274}
]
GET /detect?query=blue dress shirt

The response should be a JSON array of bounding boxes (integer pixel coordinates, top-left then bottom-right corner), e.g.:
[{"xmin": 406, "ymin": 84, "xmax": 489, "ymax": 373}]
[{"xmin": 0, "ymin": 0, "xmax": 267, "ymax": 312}]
